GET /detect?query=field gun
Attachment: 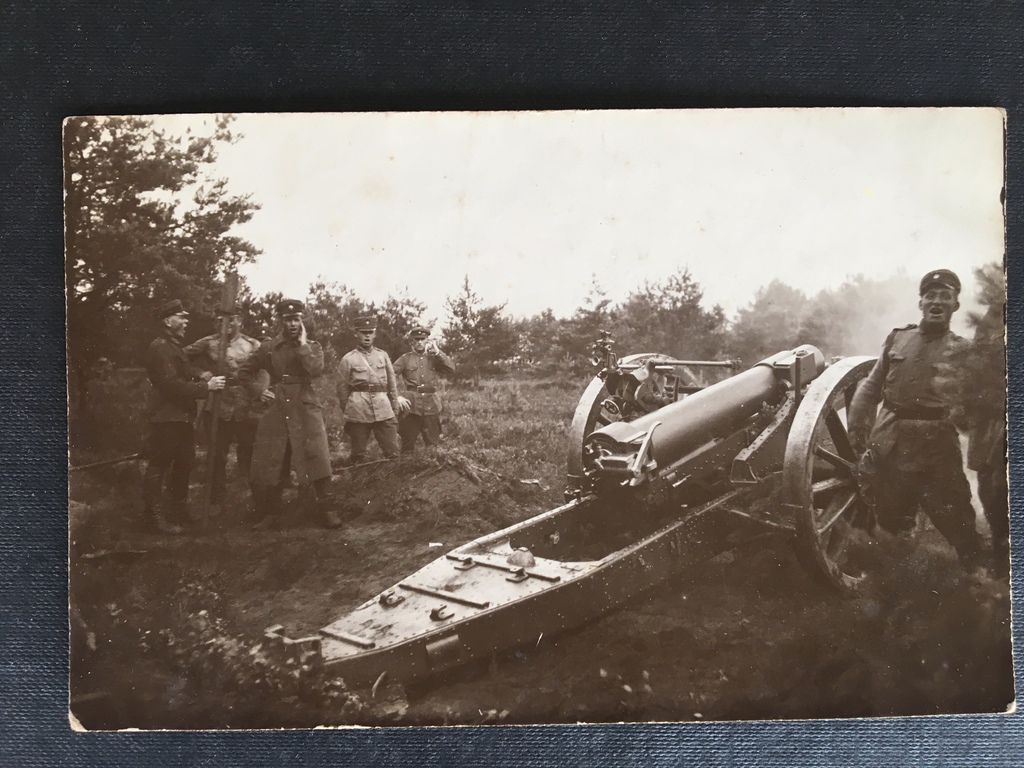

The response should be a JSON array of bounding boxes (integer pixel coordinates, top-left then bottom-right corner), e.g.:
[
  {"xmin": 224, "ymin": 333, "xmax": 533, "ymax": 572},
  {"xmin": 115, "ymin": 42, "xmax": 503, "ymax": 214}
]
[{"xmin": 266, "ymin": 337, "xmax": 878, "ymax": 687}]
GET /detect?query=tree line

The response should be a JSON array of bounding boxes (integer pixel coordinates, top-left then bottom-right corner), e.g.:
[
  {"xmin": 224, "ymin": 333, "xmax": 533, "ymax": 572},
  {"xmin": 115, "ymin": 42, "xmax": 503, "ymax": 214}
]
[{"xmin": 66, "ymin": 115, "xmax": 1004, "ymax": 413}]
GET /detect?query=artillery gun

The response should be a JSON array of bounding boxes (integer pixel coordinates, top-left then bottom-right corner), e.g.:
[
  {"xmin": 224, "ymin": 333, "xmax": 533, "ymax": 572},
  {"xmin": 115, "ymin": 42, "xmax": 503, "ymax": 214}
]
[{"xmin": 265, "ymin": 336, "xmax": 877, "ymax": 687}]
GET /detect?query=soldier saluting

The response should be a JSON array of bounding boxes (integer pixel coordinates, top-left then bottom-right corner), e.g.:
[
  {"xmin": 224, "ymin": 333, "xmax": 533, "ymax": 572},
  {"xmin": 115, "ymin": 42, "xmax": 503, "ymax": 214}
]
[
  {"xmin": 393, "ymin": 325, "xmax": 456, "ymax": 453},
  {"xmin": 848, "ymin": 269, "xmax": 983, "ymax": 573},
  {"xmin": 337, "ymin": 316, "xmax": 404, "ymax": 464},
  {"xmin": 242, "ymin": 299, "xmax": 340, "ymax": 530}
]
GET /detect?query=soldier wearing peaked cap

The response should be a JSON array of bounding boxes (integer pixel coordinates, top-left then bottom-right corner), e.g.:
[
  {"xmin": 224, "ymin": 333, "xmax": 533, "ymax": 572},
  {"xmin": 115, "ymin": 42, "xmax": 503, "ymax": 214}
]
[
  {"xmin": 393, "ymin": 325, "xmax": 456, "ymax": 452},
  {"xmin": 337, "ymin": 316, "xmax": 402, "ymax": 463},
  {"xmin": 143, "ymin": 299, "xmax": 226, "ymax": 533},
  {"xmin": 240, "ymin": 299, "xmax": 340, "ymax": 529},
  {"xmin": 848, "ymin": 268, "xmax": 983, "ymax": 573},
  {"xmin": 184, "ymin": 304, "xmax": 261, "ymax": 507}
]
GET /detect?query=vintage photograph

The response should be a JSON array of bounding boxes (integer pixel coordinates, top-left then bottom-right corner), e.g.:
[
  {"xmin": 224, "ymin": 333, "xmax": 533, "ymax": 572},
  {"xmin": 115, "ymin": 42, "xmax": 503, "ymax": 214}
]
[{"xmin": 66, "ymin": 108, "xmax": 1012, "ymax": 729}]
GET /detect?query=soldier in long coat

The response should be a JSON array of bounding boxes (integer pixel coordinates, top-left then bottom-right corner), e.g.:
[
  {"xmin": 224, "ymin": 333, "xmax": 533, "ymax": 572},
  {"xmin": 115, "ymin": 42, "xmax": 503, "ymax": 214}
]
[
  {"xmin": 848, "ymin": 269, "xmax": 982, "ymax": 573},
  {"xmin": 243, "ymin": 299, "xmax": 339, "ymax": 529},
  {"xmin": 393, "ymin": 325, "xmax": 455, "ymax": 452}
]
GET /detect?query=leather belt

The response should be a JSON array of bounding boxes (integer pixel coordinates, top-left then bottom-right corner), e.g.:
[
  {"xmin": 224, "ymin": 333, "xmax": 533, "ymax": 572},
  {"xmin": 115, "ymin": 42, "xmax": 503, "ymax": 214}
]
[
  {"xmin": 409, "ymin": 385, "xmax": 437, "ymax": 394},
  {"xmin": 278, "ymin": 375, "xmax": 310, "ymax": 385},
  {"xmin": 884, "ymin": 400, "xmax": 946, "ymax": 420},
  {"xmin": 350, "ymin": 383, "xmax": 389, "ymax": 392}
]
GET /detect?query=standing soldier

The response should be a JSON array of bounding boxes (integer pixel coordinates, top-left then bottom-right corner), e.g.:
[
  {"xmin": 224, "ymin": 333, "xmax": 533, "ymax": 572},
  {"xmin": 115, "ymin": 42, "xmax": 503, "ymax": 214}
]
[
  {"xmin": 243, "ymin": 299, "xmax": 340, "ymax": 530},
  {"xmin": 393, "ymin": 325, "xmax": 456, "ymax": 453},
  {"xmin": 184, "ymin": 306, "xmax": 261, "ymax": 507},
  {"xmin": 337, "ymin": 316, "xmax": 405, "ymax": 464},
  {"xmin": 143, "ymin": 299, "xmax": 225, "ymax": 534},
  {"xmin": 848, "ymin": 269, "xmax": 983, "ymax": 573}
]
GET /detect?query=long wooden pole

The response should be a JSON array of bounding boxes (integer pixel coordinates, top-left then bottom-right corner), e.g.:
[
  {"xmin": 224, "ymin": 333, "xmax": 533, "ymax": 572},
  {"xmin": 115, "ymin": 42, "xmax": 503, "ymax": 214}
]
[{"xmin": 202, "ymin": 272, "xmax": 239, "ymax": 526}]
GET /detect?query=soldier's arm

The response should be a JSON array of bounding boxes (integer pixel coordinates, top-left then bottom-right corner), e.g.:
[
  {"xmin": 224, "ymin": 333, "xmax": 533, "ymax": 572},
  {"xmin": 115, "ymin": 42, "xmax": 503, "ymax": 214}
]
[
  {"xmin": 336, "ymin": 356, "xmax": 352, "ymax": 411},
  {"xmin": 847, "ymin": 337, "xmax": 891, "ymax": 450},
  {"xmin": 151, "ymin": 342, "xmax": 207, "ymax": 401},
  {"xmin": 298, "ymin": 339, "xmax": 325, "ymax": 377},
  {"xmin": 430, "ymin": 349, "xmax": 456, "ymax": 375},
  {"xmin": 385, "ymin": 355, "xmax": 399, "ymax": 404},
  {"xmin": 392, "ymin": 354, "xmax": 407, "ymax": 384},
  {"xmin": 239, "ymin": 342, "xmax": 270, "ymax": 399},
  {"xmin": 182, "ymin": 335, "xmax": 211, "ymax": 360},
  {"xmin": 183, "ymin": 336, "xmax": 215, "ymax": 379}
]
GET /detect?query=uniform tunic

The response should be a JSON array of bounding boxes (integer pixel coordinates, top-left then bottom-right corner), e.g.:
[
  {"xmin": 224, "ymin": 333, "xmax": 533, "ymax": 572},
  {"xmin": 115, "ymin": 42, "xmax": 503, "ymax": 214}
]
[
  {"xmin": 849, "ymin": 323, "xmax": 967, "ymax": 470},
  {"xmin": 243, "ymin": 335, "xmax": 332, "ymax": 486},
  {"xmin": 393, "ymin": 349, "xmax": 455, "ymax": 416},
  {"xmin": 336, "ymin": 347, "xmax": 399, "ymax": 422},
  {"xmin": 184, "ymin": 332, "xmax": 261, "ymax": 420}
]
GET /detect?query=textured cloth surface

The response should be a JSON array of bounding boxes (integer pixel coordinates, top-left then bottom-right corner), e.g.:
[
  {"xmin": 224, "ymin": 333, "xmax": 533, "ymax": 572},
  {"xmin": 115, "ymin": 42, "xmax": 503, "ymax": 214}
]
[{"xmin": 8, "ymin": 1, "xmax": 1024, "ymax": 765}]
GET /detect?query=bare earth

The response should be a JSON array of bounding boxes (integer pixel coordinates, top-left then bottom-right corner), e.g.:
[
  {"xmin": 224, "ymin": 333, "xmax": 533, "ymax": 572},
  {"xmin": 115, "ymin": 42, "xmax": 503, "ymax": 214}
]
[{"xmin": 68, "ymin": 378, "xmax": 1014, "ymax": 729}]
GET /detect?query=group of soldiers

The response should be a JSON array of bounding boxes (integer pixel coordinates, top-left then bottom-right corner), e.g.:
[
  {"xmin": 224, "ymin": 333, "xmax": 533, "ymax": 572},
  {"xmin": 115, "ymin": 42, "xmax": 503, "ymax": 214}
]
[
  {"xmin": 140, "ymin": 269, "xmax": 1009, "ymax": 578},
  {"xmin": 142, "ymin": 299, "xmax": 455, "ymax": 534}
]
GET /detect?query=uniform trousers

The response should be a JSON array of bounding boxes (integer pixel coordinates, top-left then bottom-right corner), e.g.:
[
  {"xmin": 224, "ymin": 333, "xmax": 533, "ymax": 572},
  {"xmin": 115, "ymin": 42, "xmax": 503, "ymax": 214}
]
[
  {"xmin": 345, "ymin": 418, "xmax": 400, "ymax": 462},
  {"xmin": 399, "ymin": 413, "xmax": 442, "ymax": 452},
  {"xmin": 202, "ymin": 412, "xmax": 258, "ymax": 501},
  {"xmin": 143, "ymin": 421, "xmax": 195, "ymax": 517},
  {"xmin": 873, "ymin": 450, "xmax": 982, "ymax": 567}
]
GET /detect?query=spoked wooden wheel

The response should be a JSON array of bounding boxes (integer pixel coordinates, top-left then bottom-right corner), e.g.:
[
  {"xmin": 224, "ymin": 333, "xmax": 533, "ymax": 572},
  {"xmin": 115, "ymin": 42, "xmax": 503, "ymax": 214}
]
[
  {"xmin": 783, "ymin": 355, "xmax": 877, "ymax": 592},
  {"xmin": 565, "ymin": 353, "xmax": 672, "ymax": 495}
]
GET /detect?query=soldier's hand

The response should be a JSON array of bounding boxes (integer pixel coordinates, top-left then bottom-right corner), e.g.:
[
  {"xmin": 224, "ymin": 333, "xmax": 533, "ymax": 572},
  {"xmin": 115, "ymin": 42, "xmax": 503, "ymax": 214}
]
[
  {"xmin": 298, "ymin": 321, "xmax": 308, "ymax": 346},
  {"xmin": 395, "ymin": 396, "xmax": 412, "ymax": 415},
  {"xmin": 260, "ymin": 388, "xmax": 276, "ymax": 403},
  {"xmin": 207, "ymin": 376, "xmax": 227, "ymax": 391},
  {"xmin": 427, "ymin": 341, "xmax": 440, "ymax": 355}
]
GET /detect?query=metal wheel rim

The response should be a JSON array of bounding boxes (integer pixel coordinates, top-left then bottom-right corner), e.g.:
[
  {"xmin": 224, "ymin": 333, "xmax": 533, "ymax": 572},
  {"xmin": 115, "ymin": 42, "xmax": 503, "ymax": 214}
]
[
  {"xmin": 565, "ymin": 353, "xmax": 674, "ymax": 481},
  {"xmin": 783, "ymin": 355, "xmax": 876, "ymax": 592}
]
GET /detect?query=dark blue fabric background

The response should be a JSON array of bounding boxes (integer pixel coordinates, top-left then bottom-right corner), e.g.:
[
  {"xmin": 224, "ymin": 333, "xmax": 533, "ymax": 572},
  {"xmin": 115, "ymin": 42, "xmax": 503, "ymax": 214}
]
[{"xmin": 2, "ymin": 1, "xmax": 1021, "ymax": 764}]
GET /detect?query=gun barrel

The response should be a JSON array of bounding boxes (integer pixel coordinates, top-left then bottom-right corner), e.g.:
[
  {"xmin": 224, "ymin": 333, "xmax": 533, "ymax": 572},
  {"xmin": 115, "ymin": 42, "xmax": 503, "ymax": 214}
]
[{"xmin": 584, "ymin": 345, "xmax": 825, "ymax": 480}]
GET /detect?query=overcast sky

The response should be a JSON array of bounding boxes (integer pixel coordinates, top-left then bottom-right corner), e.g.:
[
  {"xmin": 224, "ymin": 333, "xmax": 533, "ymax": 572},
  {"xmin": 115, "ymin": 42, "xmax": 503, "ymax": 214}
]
[{"xmin": 159, "ymin": 108, "xmax": 1004, "ymax": 326}]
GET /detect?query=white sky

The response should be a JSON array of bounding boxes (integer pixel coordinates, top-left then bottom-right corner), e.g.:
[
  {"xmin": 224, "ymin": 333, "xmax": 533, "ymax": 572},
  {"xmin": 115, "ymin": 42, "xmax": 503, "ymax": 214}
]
[{"xmin": 157, "ymin": 108, "xmax": 1005, "ymax": 325}]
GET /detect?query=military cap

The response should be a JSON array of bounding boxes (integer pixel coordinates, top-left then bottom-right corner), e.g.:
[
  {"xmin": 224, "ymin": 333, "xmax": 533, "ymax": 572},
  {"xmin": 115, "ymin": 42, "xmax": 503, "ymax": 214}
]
[
  {"xmin": 155, "ymin": 299, "xmax": 188, "ymax": 319},
  {"xmin": 409, "ymin": 325, "xmax": 431, "ymax": 339},
  {"xmin": 275, "ymin": 298, "xmax": 305, "ymax": 316},
  {"xmin": 353, "ymin": 316, "xmax": 378, "ymax": 332},
  {"xmin": 919, "ymin": 269, "xmax": 961, "ymax": 295}
]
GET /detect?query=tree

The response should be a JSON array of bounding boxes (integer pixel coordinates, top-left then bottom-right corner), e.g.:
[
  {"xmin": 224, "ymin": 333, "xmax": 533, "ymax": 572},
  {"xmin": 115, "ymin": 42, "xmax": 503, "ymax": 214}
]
[
  {"xmin": 442, "ymin": 276, "xmax": 519, "ymax": 377},
  {"xmin": 65, "ymin": 115, "xmax": 260, "ymax": 410},
  {"xmin": 728, "ymin": 280, "xmax": 809, "ymax": 365},
  {"xmin": 936, "ymin": 262, "xmax": 1006, "ymax": 426},
  {"xmin": 241, "ymin": 281, "xmax": 429, "ymax": 365},
  {"xmin": 616, "ymin": 268, "xmax": 727, "ymax": 360}
]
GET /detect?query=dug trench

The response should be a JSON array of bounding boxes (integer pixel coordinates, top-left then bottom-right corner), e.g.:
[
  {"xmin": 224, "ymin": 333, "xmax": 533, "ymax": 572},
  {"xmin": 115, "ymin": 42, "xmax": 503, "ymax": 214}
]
[{"xmin": 69, "ymin": 452, "xmax": 1013, "ymax": 729}]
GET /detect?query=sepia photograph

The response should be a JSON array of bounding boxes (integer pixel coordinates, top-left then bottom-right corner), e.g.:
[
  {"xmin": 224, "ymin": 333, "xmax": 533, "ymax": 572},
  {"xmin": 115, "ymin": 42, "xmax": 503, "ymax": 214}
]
[{"xmin": 65, "ymin": 107, "xmax": 1012, "ymax": 729}]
